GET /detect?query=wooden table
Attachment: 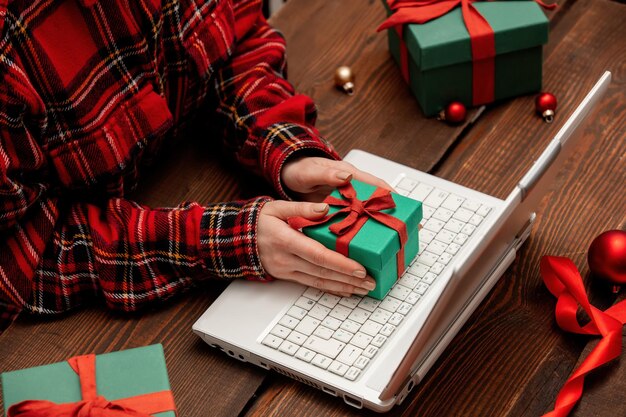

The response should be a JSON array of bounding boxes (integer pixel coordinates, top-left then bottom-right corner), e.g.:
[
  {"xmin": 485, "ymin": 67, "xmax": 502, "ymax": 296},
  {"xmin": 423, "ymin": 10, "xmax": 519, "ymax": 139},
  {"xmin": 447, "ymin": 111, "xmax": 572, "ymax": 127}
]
[{"xmin": 1, "ymin": 0, "xmax": 624, "ymax": 416}]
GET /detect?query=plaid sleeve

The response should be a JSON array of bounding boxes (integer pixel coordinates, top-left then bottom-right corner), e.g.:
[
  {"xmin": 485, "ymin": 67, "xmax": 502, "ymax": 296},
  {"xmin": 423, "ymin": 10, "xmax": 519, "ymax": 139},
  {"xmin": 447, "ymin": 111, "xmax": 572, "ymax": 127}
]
[{"xmin": 211, "ymin": 0, "xmax": 340, "ymax": 198}]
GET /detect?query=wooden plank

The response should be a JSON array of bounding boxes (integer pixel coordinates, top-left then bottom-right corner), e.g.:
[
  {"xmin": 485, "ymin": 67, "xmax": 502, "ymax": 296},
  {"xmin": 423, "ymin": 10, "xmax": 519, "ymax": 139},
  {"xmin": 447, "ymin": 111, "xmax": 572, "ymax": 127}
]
[{"xmin": 245, "ymin": 0, "xmax": 626, "ymax": 415}]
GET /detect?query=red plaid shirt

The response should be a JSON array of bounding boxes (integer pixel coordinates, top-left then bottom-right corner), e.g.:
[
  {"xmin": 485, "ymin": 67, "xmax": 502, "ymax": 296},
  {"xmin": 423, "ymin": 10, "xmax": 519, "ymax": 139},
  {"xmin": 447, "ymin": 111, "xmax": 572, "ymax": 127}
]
[{"xmin": 0, "ymin": 0, "xmax": 339, "ymax": 331}]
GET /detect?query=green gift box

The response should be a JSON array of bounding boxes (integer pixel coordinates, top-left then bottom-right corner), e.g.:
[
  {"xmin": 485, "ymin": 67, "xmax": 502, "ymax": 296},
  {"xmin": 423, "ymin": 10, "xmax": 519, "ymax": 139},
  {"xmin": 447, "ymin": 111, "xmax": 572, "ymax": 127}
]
[
  {"xmin": 383, "ymin": 1, "xmax": 549, "ymax": 116},
  {"xmin": 1, "ymin": 344, "xmax": 176, "ymax": 417},
  {"xmin": 301, "ymin": 180, "xmax": 422, "ymax": 300}
]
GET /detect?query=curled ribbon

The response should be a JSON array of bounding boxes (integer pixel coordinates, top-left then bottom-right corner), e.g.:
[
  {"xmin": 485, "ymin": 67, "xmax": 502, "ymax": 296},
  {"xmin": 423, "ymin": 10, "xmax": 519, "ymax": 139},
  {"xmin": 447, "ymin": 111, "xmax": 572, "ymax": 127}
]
[
  {"xmin": 540, "ymin": 256, "xmax": 626, "ymax": 417},
  {"xmin": 288, "ymin": 184, "xmax": 409, "ymax": 279},
  {"xmin": 7, "ymin": 354, "xmax": 177, "ymax": 417},
  {"xmin": 377, "ymin": 0, "xmax": 557, "ymax": 106}
]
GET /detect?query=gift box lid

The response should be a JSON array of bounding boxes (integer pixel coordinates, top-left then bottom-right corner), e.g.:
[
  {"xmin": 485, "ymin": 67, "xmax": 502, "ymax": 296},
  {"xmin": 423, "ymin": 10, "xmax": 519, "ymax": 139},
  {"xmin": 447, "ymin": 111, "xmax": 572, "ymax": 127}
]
[
  {"xmin": 1, "ymin": 344, "xmax": 175, "ymax": 417},
  {"xmin": 302, "ymin": 180, "xmax": 422, "ymax": 271},
  {"xmin": 396, "ymin": 1, "xmax": 549, "ymax": 71}
]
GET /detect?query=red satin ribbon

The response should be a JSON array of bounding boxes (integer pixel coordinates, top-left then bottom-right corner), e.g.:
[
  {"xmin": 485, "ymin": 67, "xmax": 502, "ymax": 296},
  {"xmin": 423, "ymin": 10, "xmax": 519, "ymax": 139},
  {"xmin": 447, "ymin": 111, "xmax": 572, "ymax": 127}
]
[
  {"xmin": 378, "ymin": 0, "xmax": 556, "ymax": 106},
  {"xmin": 288, "ymin": 184, "xmax": 409, "ymax": 279},
  {"xmin": 7, "ymin": 354, "xmax": 177, "ymax": 417},
  {"xmin": 540, "ymin": 256, "xmax": 626, "ymax": 417}
]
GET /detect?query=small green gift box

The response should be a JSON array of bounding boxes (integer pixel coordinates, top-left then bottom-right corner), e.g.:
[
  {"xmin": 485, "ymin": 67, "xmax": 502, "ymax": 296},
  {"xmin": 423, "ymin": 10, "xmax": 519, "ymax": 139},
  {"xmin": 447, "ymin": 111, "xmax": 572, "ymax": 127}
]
[
  {"xmin": 1, "ymin": 344, "xmax": 176, "ymax": 417},
  {"xmin": 382, "ymin": 1, "xmax": 550, "ymax": 116},
  {"xmin": 295, "ymin": 180, "xmax": 422, "ymax": 300}
]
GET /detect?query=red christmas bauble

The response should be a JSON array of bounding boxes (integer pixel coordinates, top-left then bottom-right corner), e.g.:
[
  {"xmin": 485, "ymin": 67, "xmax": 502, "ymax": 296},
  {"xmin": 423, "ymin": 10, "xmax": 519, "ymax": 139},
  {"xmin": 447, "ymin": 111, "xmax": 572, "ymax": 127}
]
[
  {"xmin": 442, "ymin": 101, "xmax": 466, "ymax": 124},
  {"xmin": 588, "ymin": 230, "xmax": 626, "ymax": 285},
  {"xmin": 535, "ymin": 92, "xmax": 557, "ymax": 123}
]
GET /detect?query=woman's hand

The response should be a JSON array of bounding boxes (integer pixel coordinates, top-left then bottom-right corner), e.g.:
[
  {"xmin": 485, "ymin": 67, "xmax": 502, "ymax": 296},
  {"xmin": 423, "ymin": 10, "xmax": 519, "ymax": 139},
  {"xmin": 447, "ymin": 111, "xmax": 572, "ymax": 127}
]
[
  {"xmin": 281, "ymin": 157, "xmax": 393, "ymax": 202},
  {"xmin": 258, "ymin": 200, "xmax": 376, "ymax": 297}
]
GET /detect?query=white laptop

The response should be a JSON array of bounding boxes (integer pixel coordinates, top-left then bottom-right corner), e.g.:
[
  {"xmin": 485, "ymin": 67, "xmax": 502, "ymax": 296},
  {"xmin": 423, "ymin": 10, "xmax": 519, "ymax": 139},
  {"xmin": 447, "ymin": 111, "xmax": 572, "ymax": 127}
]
[{"xmin": 193, "ymin": 72, "xmax": 611, "ymax": 412}]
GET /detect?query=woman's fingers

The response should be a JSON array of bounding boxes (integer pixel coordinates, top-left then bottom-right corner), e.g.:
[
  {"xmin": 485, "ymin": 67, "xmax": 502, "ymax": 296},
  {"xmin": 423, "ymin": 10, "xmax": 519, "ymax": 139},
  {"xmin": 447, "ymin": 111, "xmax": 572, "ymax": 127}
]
[{"xmin": 288, "ymin": 254, "xmax": 376, "ymax": 291}]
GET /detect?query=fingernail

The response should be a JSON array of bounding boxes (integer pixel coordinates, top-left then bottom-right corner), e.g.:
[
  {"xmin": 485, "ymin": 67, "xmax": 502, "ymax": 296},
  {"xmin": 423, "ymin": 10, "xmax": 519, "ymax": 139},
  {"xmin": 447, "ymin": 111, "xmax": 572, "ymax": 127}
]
[
  {"xmin": 355, "ymin": 287, "xmax": 369, "ymax": 295},
  {"xmin": 353, "ymin": 269, "xmax": 366, "ymax": 278},
  {"xmin": 362, "ymin": 279, "xmax": 376, "ymax": 290},
  {"xmin": 313, "ymin": 203, "xmax": 328, "ymax": 213},
  {"xmin": 336, "ymin": 171, "xmax": 352, "ymax": 181}
]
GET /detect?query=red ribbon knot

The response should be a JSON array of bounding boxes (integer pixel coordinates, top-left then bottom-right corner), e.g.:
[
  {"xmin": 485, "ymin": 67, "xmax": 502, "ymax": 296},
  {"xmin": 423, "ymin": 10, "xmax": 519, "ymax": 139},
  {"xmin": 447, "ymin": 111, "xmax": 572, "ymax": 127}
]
[{"xmin": 288, "ymin": 183, "xmax": 409, "ymax": 279}]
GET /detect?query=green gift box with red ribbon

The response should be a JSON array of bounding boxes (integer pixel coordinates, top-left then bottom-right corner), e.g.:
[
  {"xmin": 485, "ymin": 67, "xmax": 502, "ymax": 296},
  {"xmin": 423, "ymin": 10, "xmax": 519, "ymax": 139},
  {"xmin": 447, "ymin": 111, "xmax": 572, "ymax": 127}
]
[
  {"xmin": 289, "ymin": 180, "xmax": 422, "ymax": 300},
  {"xmin": 1, "ymin": 344, "xmax": 176, "ymax": 417},
  {"xmin": 379, "ymin": 0, "xmax": 551, "ymax": 116}
]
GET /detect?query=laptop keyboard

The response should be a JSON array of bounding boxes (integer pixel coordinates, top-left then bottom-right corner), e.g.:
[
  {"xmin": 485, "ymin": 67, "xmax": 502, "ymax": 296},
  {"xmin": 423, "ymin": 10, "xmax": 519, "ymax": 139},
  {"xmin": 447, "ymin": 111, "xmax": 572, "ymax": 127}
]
[{"xmin": 261, "ymin": 178, "xmax": 492, "ymax": 382}]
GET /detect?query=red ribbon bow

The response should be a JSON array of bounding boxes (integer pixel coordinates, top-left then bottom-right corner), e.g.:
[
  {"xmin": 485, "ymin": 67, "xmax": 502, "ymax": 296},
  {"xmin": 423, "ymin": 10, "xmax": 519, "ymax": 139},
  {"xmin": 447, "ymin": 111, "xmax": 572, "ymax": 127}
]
[
  {"xmin": 540, "ymin": 256, "xmax": 626, "ymax": 417},
  {"xmin": 288, "ymin": 184, "xmax": 409, "ymax": 279},
  {"xmin": 377, "ymin": 0, "xmax": 556, "ymax": 106},
  {"xmin": 7, "ymin": 354, "xmax": 177, "ymax": 417}
]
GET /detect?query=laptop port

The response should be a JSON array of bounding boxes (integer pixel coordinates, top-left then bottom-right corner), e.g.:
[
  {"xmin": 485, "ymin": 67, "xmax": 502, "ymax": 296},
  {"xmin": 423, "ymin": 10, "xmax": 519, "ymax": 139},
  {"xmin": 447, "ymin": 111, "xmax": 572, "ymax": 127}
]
[
  {"xmin": 343, "ymin": 395, "xmax": 363, "ymax": 409},
  {"xmin": 322, "ymin": 386, "xmax": 337, "ymax": 396}
]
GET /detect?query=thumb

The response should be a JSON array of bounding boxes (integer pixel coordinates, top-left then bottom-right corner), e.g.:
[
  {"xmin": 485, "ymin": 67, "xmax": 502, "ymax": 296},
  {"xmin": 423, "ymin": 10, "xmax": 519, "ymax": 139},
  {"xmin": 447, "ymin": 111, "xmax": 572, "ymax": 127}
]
[{"xmin": 264, "ymin": 200, "xmax": 329, "ymax": 221}]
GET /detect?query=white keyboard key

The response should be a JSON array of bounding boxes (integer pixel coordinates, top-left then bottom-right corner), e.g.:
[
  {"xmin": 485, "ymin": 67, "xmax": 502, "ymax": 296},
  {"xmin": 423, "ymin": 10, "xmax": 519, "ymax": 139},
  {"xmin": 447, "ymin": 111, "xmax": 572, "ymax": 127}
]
[
  {"xmin": 422, "ymin": 272, "xmax": 437, "ymax": 285},
  {"xmin": 462, "ymin": 199, "xmax": 481, "ymax": 212},
  {"xmin": 445, "ymin": 242, "xmax": 461, "ymax": 255},
  {"xmin": 348, "ymin": 308, "xmax": 371, "ymax": 324},
  {"xmin": 294, "ymin": 296, "xmax": 315, "ymax": 311},
  {"xmin": 426, "ymin": 240, "xmax": 448, "ymax": 256},
  {"xmin": 388, "ymin": 313, "xmax": 403, "ymax": 326},
  {"xmin": 453, "ymin": 233, "xmax": 469, "ymax": 246},
  {"xmin": 476, "ymin": 205, "xmax": 491, "ymax": 217},
  {"xmin": 444, "ymin": 218, "xmax": 465, "ymax": 234},
  {"xmin": 418, "ymin": 251, "xmax": 439, "ymax": 267},
  {"xmin": 399, "ymin": 274, "xmax": 420, "ymax": 289},
  {"xmin": 329, "ymin": 361, "xmax": 349, "ymax": 376},
  {"xmin": 303, "ymin": 288, "xmax": 323, "ymax": 301},
  {"xmin": 312, "ymin": 354, "xmax": 332, "ymax": 369},
  {"xmin": 304, "ymin": 335, "xmax": 345, "ymax": 359},
  {"xmin": 424, "ymin": 218, "xmax": 445, "ymax": 233},
  {"xmin": 345, "ymin": 367, "xmax": 361, "ymax": 381},
  {"xmin": 380, "ymin": 323, "xmax": 396, "ymax": 337},
  {"xmin": 337, "ymin": 345, "xmax": 363, "ymax": 366},
  {"xmin": 333, "ymin": 329, "xmax": 354, "ymax": 344},
  {"xmin": 435, "ymin": 229, "xmax": 456, "ymax": 245},
  {"xmin": 358, "ymin": 297, "xmax": 381, "ymax": 312},
  {"xmin": 339, "ymin": 295, "xmax": 361, "ymax": 309},
  {"xmin": 397, "ymin": 177, "xmax": 418, "ymax": 191},
  {"xmin": 396, "ymin": 189, "xmax": 409, "ymax": 196},
  {"xmin": 351, "ymin": 332, "xmax": 373, "ymax": 349},
  {"xmin": 433, "ymin": 207, "xmax": 454, "ymax": 222},
  {"xmin": 453, "ymin": 207, "xmax": 474, "ymax": 222},
  {"xmin": 424, "ymin": 189, "xmax": 449, "ymax": 208},
  {"xmin": 462, "ymin": 224, "xmax": 477, "ymax": 236},
  {"xmin": 430, "ymin": 262, "xmax": 445, "ymax": 275},
  {"xmin": 409, "ymin": 183, "xmax": 433, "ymax": 201},
  {"xmin": 371, "ymin": 334, "xmax": 388, "ymax": 348},
  {"xmin": 362, "ymin": 345, "xmax": 379, "ymax": 359},
  {"xmin": 441, "ymin": 194, "xmax": 465, "ymax": 211},
  {"xmin": 287, "ymin": 331, "xmax": 307, "ymax": 345},
  {"xmin": 405, "ymin": 292, "xmax": 420, "ymax": 305},
  {"xmin": 419, "ymin": 229, "xmax": 436, "ymax": 244},
  {"xmin": 329, "ymin": 304, "xmax": 352, "ymax": 321},
  {"xmin": 340, "ymin": 319, "xmax": 361, "ymax": 334},
  {"xmin": 468, "ymin": 214, "xmax": 483, "ymax": 227},
  {"xmin": 354, "ymin": 356, "xmax": 370, "ymax": 369},
  {"xmin": 371, "ymin": 308, "xmax": 392, "ymax": 324},
  {"xmin": 295, "ymin": 347, "xmax": 316, "ymax": 362},
  {"xmin": 279, "ymin": 340, "xmax": 300, "ymax": 356},
  {"xmin": 389, "ymin": 284, "xmax": 411, "ymax": 301},
  {"xmin": 418, "ymin": 242, "xmax": 426, "ymax": 255},
  {"xmin": 313, "ymin": 326, "xmax": 334, "ymax": 340},
  {"xmin": 408, "ymin": 262, "xmax": 429, "ymax": 278},
  {"xmin": 438, "ymin": 252, "xmax": 453, "ymax": 265},
  {"xmin": 360, "ymin": 320, "xmax": 383, "ymax": 337},
  {"xmin": 270, "ymin": 324, "xmax": 291, "ymax": 339},
  {"xmin": 322, "ymin": 316, "xmax": 342, "ymax": 331},
  {"xmin": 308, "ymin": 304, "xmax": 331, "ymax": 320},
  {"xmin": 287, "ymin": 306, "xmax": 307, "ymax": 320},
  {"xmin": 279, "ymin": 315, "xmax": 300, "ymax": 330},
  {"xmin": 422, "ymin": 205, "xmax": 436, "ymax": 220},
  {"xmin": 319, "ymin": 293, "xmax": 341, "ymax": 309},
  {"xmin": 415, "ymin": 282, "xmax": 429, "ymax": 295},
  {"xmin": 262, "ymin": 334, "xmax": 283, "ymax": 349},
  {"xmin": 379, "ymin": 297, "xmax": 402, "ymax": 312},
  {"xmin": 294, "ymin": 316, "xmax": 320, "ymax": 335},
  {"xmin": 397, "ymin": 302, "xmax": 412, "ymax": 316}
]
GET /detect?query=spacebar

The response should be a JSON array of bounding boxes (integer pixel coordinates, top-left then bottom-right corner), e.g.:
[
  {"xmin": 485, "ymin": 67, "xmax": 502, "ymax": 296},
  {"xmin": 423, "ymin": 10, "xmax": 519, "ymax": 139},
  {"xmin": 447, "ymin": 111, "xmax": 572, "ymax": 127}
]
[{"xmin": 304, "ymin": 335, "xmax": 345, "ymax": 359}]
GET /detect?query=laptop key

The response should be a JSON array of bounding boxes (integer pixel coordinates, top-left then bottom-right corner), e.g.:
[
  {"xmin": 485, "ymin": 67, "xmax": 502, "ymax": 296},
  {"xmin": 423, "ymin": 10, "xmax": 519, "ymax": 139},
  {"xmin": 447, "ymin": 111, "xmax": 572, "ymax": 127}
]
[
  {"xmin": 417, "ymin": 251, "xmax": 439, "ymax": 267},
  {"xmin": 442, "ymin": 194, "xmax": 465, "ymax": 211},
  {"xmin": 294, "ymin": 296, "xmax": 315, "ymax": 311},
  {"xmin": 308, "ymin": 304, "xmax": 331, "ymax": 320},
  {"xmin": 397, "ymin": 177, "xmax": 418, "ymax": 191},
  {"xmin": 469, "ymin": 214, "xmax": 483, "ymax": 227},
  {"xmin": 360, "ymin": 320, "xmax": 383, "ymax": 337},
  {"xmin": 409, "ymin": 183, "xmax": 433, "ymax": 202},
  {"xmin": 408, "ymin": 262, "xmax": 429, "ymax": 278},
  {"xmin": 313, "ymin": 326, "xmax": 334, "ymax": 340},
  {"xmin": 295, "ymin": 347, "xmax": 316, "ymax": 363},
  {"xmin": 318, "ymin": 293, "xmax": 341, "ymax": 309},
  {"xmin": 329, "ymin": 361, "xmax": 349, "ymax": 376},
  {"xmin": 329, "ymin": 304, "xmax": 352, "ymax": 321},
  {"xmin": 453, "ymin": 233, "xmax": 469, "ymax": 246},
  {"xmin": 379, "ymin": 296, "xmax": 401, "ymax": 313},
  {"xmin": 348, "ymin": 308, "xmax": 371, "ymax": 324},
  {"xmin": 453, "ymin": 207, "xmax": 474, "ymax": 222},
  {"xmin": 287, "ymin": 331, "xmax": 307, "ymax": 345},
  {"xmin": 270, "ymin": 324, "xmax": 290, "ymax": 339},
  {"xmin": 278, "ymin": 341, "xmax": 300, "ymax": 356},
  {"xmin": 419, "ymin": 229, "xmax": 436, "ymax": 244},
  {"xmin": 371, "ymin": 335, "xmax": 388, "ymax": 348},
  {"xmin": 278, "ymin": 315, "xmax": 300, "ymax": 330},
  {"xmin": 398, "ymin": 273, "xmax": 420, "ymax": 290},
  {"xmin": 405, "ymin": 292, "xmax": 420, "ymax": 305},
  {"xmin": 337, "ymin": 345, "xmax": 363, "ymax": 366},
  {"xmin": 476, "ymin": 205, "xmax": 491, "ymax": 217},
  {"xmin": 351, "ymin": 332, "xmax": 373, "ymax": 349},
  {"xmin": 424, "ymin": 189, "xmax": 449, "ymax": 208},
  {"xmin": 312, "ymin": 354, "xmax": 332, "ymax": 369},
  {"xmin": 340, "ymin": 319, "xmax": 361, "ymax": 334},
  {"xmin": 462, "ymin": 199, "xmax": 481, "ymax": 212},
  {"xmin": 305, "ymin": 335, "xmax": 345, "ymax": 359},
  {"xmin": 262, "ymin": 334, "xmax": 283, "ymax": 349},
  {"xmin": 332, "ymin": 329, "xmax": 354, "ymax": 344},
  {"xmin": 415, "ymin": 282, "xmax": 429, "ymax": 295},
  {"xmin": 354, "ymin": 356, "xmax": 370, "ymax": 369},
  {"xmin": 287, "ymin": 306, "xmax": 307, "ymax": 320},
  {"xmin": 322, "ymin": 316, "xmax": 342, "ymax": 331},
  {"xmin": 444, "ymin": 218, "xmax": 465, "ymax": 234},
  {"xmin": 389, "ymin": 284, "xmax": 411, "ymax": 301},
  {"xmin": 294, "ymin": 316, "xmax": 320, "ymax": 335},
  {"xmin": 371, "ymin": 308, "xmax": 392, "ymax": 324},
  {"xmin": 303, "ymin": 288, "xmax": 324, "ymax": 301},
  {"xmin": 345, "ymin": 367, "xmax": 361, "ymax": 381},
  {"xmin": 357, "ymin": 297, "xmax": 381, "ymax": 312},
  {"xmin": 339, "ymin": 295, "xmax": 361, "ymax": 309},
  {"xmin": 426, "ymin": 240, "xmax": 447, "ymax": 256},
  {"xmin": 363, "ymin": 345, "xmax": 379, "ymax": 359},
  {"xmin": 422, "ymin": 272, "xmax": 437, "ymax": 285},
  {"xmin": 435, "ymin": 229, "xmax": 456, "ymax": 245},
  {"xmin": 433, "ymin": 207, "xmax": 454, "ymax": 222},
  {"xmin": 388, "ymin": 313, "xmax": 403, "ymax": 326},
  {"xmin": 424, "ymin": 218, "xmax": 445, "ymax": 233},
  {"xmin": 422, "ymin": 205, "xmax": 436, "ymax": 220},
  {"xmin": 462, "ymin": 223, "xmax": 477, "ymax": 236},
  {"xmin": 397, "ymin": 302, "xmax": 412, "ymax": 316},
  {"xmin": 438, "ymin": 252, "xmax": 453, "ymax": 265},
  {"xmin": 380, "ymin": 323, "xmax": 396, "ymax": 337},
  {"xmin": 430, "ymin": 262, "xmax": 445, "ymax": 275},
  {"xmin": 445, "ymin": 242, "xmax": 461, "ymax": 255}
]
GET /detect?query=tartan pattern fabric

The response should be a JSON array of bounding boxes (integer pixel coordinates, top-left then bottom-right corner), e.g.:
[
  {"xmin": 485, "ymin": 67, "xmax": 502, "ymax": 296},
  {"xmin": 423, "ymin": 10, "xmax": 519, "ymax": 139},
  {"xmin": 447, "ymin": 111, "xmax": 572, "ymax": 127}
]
[{"xmin": 0, "ymin": 0, "xmax": 339, "ymax": 330}]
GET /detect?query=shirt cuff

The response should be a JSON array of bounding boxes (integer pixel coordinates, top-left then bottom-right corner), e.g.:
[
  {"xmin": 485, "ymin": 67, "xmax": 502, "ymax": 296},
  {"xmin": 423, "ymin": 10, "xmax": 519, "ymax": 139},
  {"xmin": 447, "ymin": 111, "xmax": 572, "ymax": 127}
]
[
  {"xmin": 258, "ymin": 123, "xmax": 341, "ymax": 200},
  {"xmin": 198, "ymin": 197, "xmax": 273, "ymax": 282}
]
